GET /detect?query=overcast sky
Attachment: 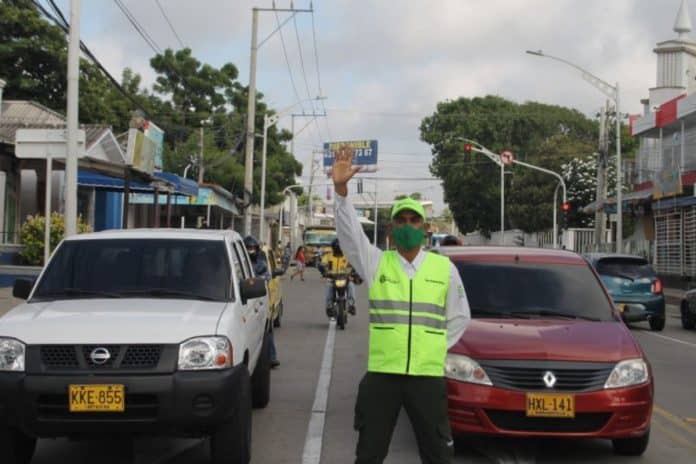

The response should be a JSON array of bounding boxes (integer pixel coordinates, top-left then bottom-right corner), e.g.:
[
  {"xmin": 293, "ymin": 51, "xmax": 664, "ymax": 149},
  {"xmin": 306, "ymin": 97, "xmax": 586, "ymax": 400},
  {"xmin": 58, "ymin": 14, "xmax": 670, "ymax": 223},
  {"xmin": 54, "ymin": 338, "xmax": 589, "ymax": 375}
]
[{"xmin": 52, "ymin": 0, "xmax": 690, "ymax": 212}]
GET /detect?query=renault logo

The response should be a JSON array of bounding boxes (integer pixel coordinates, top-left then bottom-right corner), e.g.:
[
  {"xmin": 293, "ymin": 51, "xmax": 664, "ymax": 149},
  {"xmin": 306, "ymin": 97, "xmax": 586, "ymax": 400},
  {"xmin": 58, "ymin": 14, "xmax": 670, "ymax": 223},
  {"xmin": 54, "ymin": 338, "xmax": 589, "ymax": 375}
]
[
  {"xmin": 90, "ymin": 347, "xmax": 111, "ymax": 365},
  {"xmin": 542, "ymin": 371, "xmax": 557, "ymax": 388}
]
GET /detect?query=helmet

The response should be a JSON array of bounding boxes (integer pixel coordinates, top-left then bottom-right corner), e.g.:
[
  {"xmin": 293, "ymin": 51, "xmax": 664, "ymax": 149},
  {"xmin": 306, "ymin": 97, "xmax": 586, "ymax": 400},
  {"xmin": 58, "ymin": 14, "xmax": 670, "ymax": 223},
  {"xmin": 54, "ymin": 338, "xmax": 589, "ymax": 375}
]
[
  {"xmin": 440, "ymin": 235, "xmax": 461, "ymax": 246},
  {"xmin": 244, "ymin": 235, "xmax": 260, "ymax": 250},
  {"xmin": 331, "ymin": 238, "xmax": 342, "ymax": 256}
]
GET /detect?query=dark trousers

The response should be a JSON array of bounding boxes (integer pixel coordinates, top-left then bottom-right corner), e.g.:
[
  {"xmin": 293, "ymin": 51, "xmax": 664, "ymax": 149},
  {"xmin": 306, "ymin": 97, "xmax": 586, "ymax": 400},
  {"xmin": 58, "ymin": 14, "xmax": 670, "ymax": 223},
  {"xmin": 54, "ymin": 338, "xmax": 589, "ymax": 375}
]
[{"xmin": 353, "ymin": 372, "xmax": 453, "ymax": 464}]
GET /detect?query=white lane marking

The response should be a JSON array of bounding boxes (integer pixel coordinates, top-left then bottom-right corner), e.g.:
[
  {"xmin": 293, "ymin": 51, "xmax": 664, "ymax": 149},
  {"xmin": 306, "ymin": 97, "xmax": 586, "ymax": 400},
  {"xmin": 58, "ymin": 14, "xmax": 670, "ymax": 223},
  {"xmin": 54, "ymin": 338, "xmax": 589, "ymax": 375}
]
[
  {"xmin": 642, "ymin": 331, "xmax": 696, "ymax": 349},
  {"xmin": 302, "ymin": 319, "xmax": 337, "ymax": 464}
]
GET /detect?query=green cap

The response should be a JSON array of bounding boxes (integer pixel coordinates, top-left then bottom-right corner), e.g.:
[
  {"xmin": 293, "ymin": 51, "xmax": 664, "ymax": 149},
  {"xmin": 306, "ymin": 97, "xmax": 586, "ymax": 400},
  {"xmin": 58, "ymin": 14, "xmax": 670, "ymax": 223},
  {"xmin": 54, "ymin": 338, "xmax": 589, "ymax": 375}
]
[{"xmin": 391, "ymin": 197, "xmax": 426, "ymax": 220}]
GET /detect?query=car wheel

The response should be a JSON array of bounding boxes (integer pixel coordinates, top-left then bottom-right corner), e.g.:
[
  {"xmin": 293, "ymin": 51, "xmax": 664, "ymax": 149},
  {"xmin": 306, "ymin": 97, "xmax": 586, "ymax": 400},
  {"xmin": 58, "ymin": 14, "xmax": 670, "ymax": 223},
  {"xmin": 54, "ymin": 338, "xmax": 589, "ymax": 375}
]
[
  {"xmin": 681, "ymin": 302, "xmax": 695, "ymax": 330},
  {"xmin": 612, "ymin": 428, "xmax": 650, "ymax": 456},
  {"xmin": 251, "ymin": 331, "xmax": 271, "ymax": 409},
  {"xmin": 210, "ymin": 369, "xmax": 252, "ymax": 464},
  {"xmin": 273, "ymin": 301, "xmax": 283, "ymax": 328},
  {"xmin": 0, "ymin": 426, "xmax": 37, "ymax": 464},
  {"xmin": 649, "ymin": 316, "xmax": 665, "ymax": 331}
]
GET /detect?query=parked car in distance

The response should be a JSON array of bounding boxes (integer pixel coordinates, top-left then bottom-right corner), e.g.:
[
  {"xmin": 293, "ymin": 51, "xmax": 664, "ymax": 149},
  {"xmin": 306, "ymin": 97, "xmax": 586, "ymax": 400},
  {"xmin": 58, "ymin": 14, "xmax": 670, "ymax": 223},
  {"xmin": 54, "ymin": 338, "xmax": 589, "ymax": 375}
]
[
  {"xmin": 263, "ymin": 246, "xmax": 285, "ymax": 328},
  {"xmin": 0, "ymin": 229, "xmax": 272, "ymax": 464},
  {"xmin": 585, "ymin": 254, "xmax": 665, "ymax": 331},
  {"xmin": 439, "ymin": 247, "xmax": 654, "ymax": 457},
  {"xmin": 679, "ymin": 286, "xmax": 696, "ymax": 330}
]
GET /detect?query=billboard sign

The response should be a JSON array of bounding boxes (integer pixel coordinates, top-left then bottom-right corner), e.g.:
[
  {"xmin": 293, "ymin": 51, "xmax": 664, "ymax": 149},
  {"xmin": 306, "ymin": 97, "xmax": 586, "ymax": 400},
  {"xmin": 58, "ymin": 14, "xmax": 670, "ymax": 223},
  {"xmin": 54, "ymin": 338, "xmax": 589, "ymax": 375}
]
[
  {"xmin": 126, "ymin": 120, "xmax": 165, "ymax": 174},
  {"xmin": 323, "ymin": 140, "xmax": 378, "ymax": 173}
]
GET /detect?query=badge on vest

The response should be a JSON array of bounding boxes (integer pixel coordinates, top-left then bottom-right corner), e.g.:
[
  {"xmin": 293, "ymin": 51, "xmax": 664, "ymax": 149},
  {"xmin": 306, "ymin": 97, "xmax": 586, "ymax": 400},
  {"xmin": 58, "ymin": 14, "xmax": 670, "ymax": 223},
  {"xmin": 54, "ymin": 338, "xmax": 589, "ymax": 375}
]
[{"xmin": 379, "ymin": 274, "xmax": 400, "ymax": 285}]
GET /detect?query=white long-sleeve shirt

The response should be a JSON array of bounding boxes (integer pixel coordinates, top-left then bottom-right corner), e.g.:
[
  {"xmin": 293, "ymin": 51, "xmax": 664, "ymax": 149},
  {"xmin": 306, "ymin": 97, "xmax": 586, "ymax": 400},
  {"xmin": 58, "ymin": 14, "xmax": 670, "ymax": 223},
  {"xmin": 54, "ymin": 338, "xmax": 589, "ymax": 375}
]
[{"xmin": 335, "ymin": 194, "xmax": 470, "ymax": 348}]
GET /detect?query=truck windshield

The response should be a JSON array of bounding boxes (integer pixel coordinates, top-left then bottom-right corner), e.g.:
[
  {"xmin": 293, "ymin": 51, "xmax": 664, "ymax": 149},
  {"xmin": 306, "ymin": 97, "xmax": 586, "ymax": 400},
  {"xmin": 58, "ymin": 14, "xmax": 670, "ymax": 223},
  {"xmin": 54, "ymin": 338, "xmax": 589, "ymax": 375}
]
[
  {"xmin": 33, "ymin": 239, "xmax": 231, "ymax": 302},
  {"xmin": 304, "ymin": 232, "xmax": 337, "ymax": 245}
]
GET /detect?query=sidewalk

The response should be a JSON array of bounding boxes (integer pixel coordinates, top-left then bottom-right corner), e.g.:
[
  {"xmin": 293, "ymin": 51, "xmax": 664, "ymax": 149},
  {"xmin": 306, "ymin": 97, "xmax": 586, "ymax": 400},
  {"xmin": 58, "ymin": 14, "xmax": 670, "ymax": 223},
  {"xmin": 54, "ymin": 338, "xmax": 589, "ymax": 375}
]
[{"xmin": 664, "ymin": 287, "xmax": 684, "ymax": 307}]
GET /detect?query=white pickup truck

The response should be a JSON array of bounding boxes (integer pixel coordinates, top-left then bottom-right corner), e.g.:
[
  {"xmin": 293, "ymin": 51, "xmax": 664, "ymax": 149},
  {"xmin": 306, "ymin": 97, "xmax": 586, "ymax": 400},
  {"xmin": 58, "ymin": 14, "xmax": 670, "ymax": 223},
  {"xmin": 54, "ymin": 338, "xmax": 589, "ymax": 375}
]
[{"xmin": 0, "ymin": 229, "xmax": 272, "ymax": 464}]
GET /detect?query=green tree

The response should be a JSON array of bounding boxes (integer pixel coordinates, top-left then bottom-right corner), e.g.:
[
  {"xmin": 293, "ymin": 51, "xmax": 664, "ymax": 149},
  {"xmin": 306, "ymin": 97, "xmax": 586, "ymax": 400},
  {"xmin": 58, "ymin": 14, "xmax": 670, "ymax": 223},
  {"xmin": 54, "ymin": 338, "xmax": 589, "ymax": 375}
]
[{"xmin": 420, "ymin": 95, "xmax": 616, "ymax": 235}]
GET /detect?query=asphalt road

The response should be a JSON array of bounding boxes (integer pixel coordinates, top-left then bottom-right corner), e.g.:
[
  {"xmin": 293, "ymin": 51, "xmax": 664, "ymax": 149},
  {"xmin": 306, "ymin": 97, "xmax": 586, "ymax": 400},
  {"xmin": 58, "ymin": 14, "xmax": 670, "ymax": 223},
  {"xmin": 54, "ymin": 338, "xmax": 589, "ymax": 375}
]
[{"xmin": 6, "ymin": 271, "xmax": 696, "ymax": 463}]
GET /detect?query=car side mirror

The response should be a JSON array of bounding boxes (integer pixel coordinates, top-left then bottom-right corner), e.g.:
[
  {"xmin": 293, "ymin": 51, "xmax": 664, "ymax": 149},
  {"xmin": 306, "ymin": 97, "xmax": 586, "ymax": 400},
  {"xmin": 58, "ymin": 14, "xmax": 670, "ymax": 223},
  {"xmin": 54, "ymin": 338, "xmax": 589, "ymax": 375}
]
[
  {"xmin": 272, "ymin": 270, "xmax": 284, "ymax": 278},
  {"xmin": 240, "ymin": 278, "xmax": 266, "ymax": 304},
  {"xmin": 13, "ymin": 279, "xmax": 34, "ymax": 300}
]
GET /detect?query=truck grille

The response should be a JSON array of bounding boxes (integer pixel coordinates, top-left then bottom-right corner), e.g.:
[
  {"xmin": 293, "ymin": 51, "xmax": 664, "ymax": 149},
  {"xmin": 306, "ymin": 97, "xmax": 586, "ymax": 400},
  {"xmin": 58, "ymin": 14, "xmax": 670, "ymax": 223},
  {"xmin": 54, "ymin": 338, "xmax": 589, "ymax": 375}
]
[
  {"xmin": 479, "ymin": 360, "xmax": 614, "ymax": 392},
  {"xmin": 39, "ymin": 345, "xmax": 163, "ymax": 371},
  {"xmin": 485, "ymin": 410, "xmax": 611, "ymax": 433}
]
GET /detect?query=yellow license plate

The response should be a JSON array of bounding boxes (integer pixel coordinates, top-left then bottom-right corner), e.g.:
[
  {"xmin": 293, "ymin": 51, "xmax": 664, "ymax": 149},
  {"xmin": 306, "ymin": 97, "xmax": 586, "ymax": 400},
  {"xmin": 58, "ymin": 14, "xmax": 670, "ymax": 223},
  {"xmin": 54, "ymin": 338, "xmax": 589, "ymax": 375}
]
[
  {"xmin": 69, "ymin": 385, "xmax": 125, "ymax": 413},
  {"xmin": 526, "ymin": 393, "xmax": 575, "ymax": 418}
]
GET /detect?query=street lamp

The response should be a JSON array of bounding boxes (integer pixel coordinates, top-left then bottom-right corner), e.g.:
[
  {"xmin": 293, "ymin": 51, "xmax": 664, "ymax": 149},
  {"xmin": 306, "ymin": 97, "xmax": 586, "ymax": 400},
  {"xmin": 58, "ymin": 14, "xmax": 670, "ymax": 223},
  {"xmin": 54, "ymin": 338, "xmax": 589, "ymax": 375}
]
[
  {"xmin": 525, "ymin": 49, "xmax": 623, "ymax": 252},
  {"xmin": 259, "ymin": 96, "xmax": 326, "ymax": 243},
  {"xmin": 455, "ymin": 138, "xmax": 507, "ymax": 244}
]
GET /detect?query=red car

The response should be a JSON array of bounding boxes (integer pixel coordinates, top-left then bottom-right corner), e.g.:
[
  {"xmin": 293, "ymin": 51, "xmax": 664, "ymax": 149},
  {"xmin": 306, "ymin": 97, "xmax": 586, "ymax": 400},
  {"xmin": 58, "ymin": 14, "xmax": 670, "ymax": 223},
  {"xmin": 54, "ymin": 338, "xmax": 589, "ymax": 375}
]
[{"xmin": 440, "ymin": 247, "xmax": 653, "ymax": 456}]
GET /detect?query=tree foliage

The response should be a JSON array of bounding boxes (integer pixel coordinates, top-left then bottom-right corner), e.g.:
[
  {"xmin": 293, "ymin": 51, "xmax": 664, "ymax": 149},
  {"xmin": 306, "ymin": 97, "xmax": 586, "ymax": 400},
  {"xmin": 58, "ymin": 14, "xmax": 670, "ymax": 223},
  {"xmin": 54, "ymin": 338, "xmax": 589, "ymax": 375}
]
[
  {"xmin": 420, "ymin": 95, "xmax": 635, "ymax": 235},
  {"xmin": 0, "ymin": 1, "xmax": 301, "ymax": 207}
]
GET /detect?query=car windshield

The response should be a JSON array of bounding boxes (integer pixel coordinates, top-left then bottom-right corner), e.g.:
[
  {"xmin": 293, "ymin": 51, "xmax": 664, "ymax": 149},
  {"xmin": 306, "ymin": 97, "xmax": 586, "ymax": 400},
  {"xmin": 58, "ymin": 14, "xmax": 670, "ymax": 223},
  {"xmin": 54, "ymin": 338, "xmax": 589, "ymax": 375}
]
[
  {"xmin": 304, "ymin": 232, "xmax": 337, "ymax": 245},
  {"xmin": 33, "ymin": 239, "xmax": 231, "ymax": 302},
  {"xmin": 455, "ymin": 261, "xmax": 615, "ymax": 322},
  {"xmin": 595, "ymin": 258, "xmax": 655, "ymax": 280}
]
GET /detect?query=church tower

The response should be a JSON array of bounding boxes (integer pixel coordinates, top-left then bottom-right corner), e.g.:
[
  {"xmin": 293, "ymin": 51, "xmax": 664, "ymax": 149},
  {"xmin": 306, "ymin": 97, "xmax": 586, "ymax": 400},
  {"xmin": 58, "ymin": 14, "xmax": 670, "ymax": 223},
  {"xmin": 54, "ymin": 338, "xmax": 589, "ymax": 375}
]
[{"xmin": 650, "ymin": 0, "xmax": 696, "ymax": 107}]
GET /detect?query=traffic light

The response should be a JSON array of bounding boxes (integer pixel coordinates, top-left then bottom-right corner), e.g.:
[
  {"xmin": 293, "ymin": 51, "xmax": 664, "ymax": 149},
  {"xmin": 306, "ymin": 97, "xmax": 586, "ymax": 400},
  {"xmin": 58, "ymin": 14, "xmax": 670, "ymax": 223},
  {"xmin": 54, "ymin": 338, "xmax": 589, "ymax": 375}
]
[
  {"xmin": 464, "ymin": 144, "xmax": 472, "ymax": 161},
  {"xmin": 561, "ymin": 202, "xmax": 570, "ymax": 229}
]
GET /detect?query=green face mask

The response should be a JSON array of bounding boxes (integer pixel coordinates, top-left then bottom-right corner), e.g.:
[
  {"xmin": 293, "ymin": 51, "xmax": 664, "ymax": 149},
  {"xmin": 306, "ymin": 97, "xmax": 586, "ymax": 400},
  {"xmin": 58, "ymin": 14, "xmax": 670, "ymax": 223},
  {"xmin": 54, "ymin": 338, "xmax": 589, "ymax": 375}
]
[{"xmin": 392, "ymin": 225, "xmax": 425, "ymax": 250}]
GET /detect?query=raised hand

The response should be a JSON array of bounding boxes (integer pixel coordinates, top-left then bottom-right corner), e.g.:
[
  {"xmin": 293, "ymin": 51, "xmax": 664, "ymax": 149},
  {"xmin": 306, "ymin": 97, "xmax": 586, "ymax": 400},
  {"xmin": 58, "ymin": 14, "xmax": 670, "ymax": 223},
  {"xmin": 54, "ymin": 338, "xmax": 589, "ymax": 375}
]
[{"xmin": 332, "ymin": 144, "xmax": 362, "ymax": 197}]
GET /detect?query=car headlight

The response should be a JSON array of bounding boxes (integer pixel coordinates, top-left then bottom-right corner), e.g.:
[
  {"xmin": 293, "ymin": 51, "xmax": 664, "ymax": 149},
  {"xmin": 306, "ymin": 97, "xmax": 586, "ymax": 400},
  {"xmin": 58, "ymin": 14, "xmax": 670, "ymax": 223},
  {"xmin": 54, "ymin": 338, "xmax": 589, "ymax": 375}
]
[
  {"xmin": 178, "ymin": 336, "xmax": 233, "ymax": 371},
  {"xmin": 445, "ymin": 353, "xmax": 492, "ymax": 386},
  {"xmin": 604, "ymin": 358, "xmax": 649, "ymax": 389},
  {"xmin": 0, "ymin": 338, "xmax": 25, "ymax": 372}
]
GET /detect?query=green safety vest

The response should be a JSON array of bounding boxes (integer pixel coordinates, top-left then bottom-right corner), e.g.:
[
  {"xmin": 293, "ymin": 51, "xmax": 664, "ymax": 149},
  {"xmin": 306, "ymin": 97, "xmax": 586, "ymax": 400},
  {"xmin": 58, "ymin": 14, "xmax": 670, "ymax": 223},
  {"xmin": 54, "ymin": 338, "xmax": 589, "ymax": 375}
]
[{"xmin": 368, "ymin": 250, "xmax": 451, "ymax": 377}]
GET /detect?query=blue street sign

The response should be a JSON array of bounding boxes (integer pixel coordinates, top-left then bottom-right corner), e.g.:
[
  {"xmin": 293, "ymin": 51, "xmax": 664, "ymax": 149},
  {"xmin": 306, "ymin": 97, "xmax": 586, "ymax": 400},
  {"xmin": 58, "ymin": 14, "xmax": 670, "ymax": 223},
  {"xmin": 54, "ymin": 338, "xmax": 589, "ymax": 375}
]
[{"xmin": 323, "ymin": 140, "xmax": 378, "ymax": 173}]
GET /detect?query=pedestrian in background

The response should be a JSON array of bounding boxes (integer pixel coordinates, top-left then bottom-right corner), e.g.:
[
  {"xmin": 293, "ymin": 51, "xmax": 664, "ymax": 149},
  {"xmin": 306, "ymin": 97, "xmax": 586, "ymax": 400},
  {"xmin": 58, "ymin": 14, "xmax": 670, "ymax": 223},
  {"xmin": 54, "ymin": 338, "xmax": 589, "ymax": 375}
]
[
  {"xmin": 332, "ymin": 144, "xmax": 470, "ymax": 464},
  {"xmin": 290, "ymin": 246, "xmax": 306, "ymax": 281}
]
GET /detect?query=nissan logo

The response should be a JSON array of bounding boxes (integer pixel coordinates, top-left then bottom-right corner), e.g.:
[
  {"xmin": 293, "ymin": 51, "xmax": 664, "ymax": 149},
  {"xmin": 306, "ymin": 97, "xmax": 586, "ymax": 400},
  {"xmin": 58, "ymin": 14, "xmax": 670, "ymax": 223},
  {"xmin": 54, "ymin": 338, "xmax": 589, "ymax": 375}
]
[
  {"xmin": 543, "ymin": 371, "xmax": 557, "ymax": 388},
  {"xmin": 90, "ymin": 347, "xmax": 111, "ymax": 365}
]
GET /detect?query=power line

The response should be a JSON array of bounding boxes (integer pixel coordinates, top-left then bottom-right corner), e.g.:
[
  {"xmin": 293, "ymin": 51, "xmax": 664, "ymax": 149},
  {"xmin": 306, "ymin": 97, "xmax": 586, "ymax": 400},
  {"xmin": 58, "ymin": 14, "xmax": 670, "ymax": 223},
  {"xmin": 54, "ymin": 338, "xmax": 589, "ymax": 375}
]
[
  {"xmin": 113, "ymin": 0, "xmax": 162, "ymax": 55},
  {"xmin": 40, "ymin": 0, "xmax": 149, "ymax": 115},
  {"xmin": 310, "ymin": 4, "xmax": 331, "ymax": 139},
  {"xmin": 292, "ymin": 8, "xmax": 324, "ymax": 145},
  {"xmin": 155, "ymin": 0, "xmax": 185, "ymax": 49},
  {"xmin": 273, "ymin": 7, "xmax": 304, "ymax": 113}
]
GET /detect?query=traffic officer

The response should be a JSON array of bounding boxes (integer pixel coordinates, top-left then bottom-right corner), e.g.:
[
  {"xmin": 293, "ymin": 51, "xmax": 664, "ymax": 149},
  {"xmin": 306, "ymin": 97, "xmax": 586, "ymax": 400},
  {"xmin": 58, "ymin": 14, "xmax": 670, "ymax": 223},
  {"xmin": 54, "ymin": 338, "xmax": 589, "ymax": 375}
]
[{"xmin": 332, "ymin": 144, "xmax": 471, "ymax": 464}]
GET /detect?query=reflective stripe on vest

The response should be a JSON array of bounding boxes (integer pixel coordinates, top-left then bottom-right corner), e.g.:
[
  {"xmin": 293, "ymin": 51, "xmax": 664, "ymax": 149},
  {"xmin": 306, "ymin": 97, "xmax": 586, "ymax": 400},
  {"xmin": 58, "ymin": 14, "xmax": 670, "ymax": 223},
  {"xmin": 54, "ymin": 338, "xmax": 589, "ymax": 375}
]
[{"xmin": 367, "ymin": 250, "xmax": 451, "ymax": 377}]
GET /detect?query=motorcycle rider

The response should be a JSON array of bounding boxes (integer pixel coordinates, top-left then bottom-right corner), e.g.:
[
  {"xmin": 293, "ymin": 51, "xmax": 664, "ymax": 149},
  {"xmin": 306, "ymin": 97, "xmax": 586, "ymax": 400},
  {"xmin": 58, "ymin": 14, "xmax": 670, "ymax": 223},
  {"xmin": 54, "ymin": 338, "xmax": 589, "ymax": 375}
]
[{"xmin": 320, "ymin": 238, "xmax": 357, "ymax": 317}]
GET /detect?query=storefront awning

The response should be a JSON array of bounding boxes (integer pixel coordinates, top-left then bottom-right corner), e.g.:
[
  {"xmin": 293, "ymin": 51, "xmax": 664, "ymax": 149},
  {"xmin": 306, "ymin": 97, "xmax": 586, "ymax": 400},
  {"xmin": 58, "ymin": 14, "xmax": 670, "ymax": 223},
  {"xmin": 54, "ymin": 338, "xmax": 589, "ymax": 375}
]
[
  {"xmin": 583, "ymin": 189, "xmax": 653, "ymax": 214},
  {"xmin": 152, "ymin": 172, "xmax": 198, "ymax": 196},
  {"xmin": 78, "ymin": 170, "xmax": 153, "ymax": 193}
]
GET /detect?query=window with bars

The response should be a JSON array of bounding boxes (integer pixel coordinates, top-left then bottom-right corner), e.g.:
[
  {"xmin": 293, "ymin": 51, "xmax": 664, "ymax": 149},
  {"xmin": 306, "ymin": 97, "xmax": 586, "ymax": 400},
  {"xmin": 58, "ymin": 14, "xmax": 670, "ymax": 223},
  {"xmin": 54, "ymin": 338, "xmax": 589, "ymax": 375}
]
[{"xmin": 654, "ymin": 207, "xmax": 682, "ymax": 275}]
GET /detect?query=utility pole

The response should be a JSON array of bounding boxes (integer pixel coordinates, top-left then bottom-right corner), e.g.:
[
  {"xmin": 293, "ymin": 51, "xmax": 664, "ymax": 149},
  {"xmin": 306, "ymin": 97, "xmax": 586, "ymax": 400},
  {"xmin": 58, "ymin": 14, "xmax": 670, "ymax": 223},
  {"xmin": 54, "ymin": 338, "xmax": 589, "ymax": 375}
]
[
  {"xmin": 198, "ymin": 126, "xmax": 205, "ymax": 184},
  {"xmin": 243, "ymin": 5, "xmax": 313, "ymax": 236},
  {"xmin": 594, "ymin": 100, "xmax": 610, "ymax": 245},
  {"xmin": 243, "ymin": 8, "xmax": 259, "ymax": 236},
  {"xmin": 64, "ymin": 0, "xmax": 81, "ymax": 237},
  {"xmin": 308, "ymin": 151, "xmax": 318, "ymax": 226}
]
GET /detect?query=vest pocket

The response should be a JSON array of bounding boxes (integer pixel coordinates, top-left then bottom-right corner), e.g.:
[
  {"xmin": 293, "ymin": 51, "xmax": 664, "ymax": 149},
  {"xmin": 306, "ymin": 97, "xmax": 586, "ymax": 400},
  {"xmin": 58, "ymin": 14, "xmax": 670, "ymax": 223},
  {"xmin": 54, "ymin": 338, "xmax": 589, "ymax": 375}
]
[
  {"xmin": 372, "ymin": 326, "xmax": 395, "ymax": 330},
  {"xmin": 424, "ymin": 329, "xmax": 445, "ymax": 336}
]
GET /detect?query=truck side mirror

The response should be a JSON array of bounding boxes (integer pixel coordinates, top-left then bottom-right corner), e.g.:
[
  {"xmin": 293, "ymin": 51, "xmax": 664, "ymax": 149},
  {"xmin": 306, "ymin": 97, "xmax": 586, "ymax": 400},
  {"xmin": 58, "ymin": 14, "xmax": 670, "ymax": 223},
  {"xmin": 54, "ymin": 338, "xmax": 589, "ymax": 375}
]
[{"xmin": 13, "ymin": 279, "xmax": 34, "ymax": 300}]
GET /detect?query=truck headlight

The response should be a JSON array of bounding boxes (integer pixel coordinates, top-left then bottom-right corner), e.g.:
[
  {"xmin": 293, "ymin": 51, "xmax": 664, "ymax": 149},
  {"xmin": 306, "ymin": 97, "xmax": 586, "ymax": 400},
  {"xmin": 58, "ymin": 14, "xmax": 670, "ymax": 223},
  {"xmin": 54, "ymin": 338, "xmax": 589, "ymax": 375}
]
[
  {"xmin": 604, "ymin": 358, "xmax": 649, "ymax": 389},
  {"xmin": 178, "ymin": 336, "xmax": 233, "ymax": 371},
  {"xmin": 445, "ymin": 353, "xmax": 492, "ymax": 386},
  {"xmin": 0, "ymin": 338, "xmax": 26, "ymax": 372}
]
